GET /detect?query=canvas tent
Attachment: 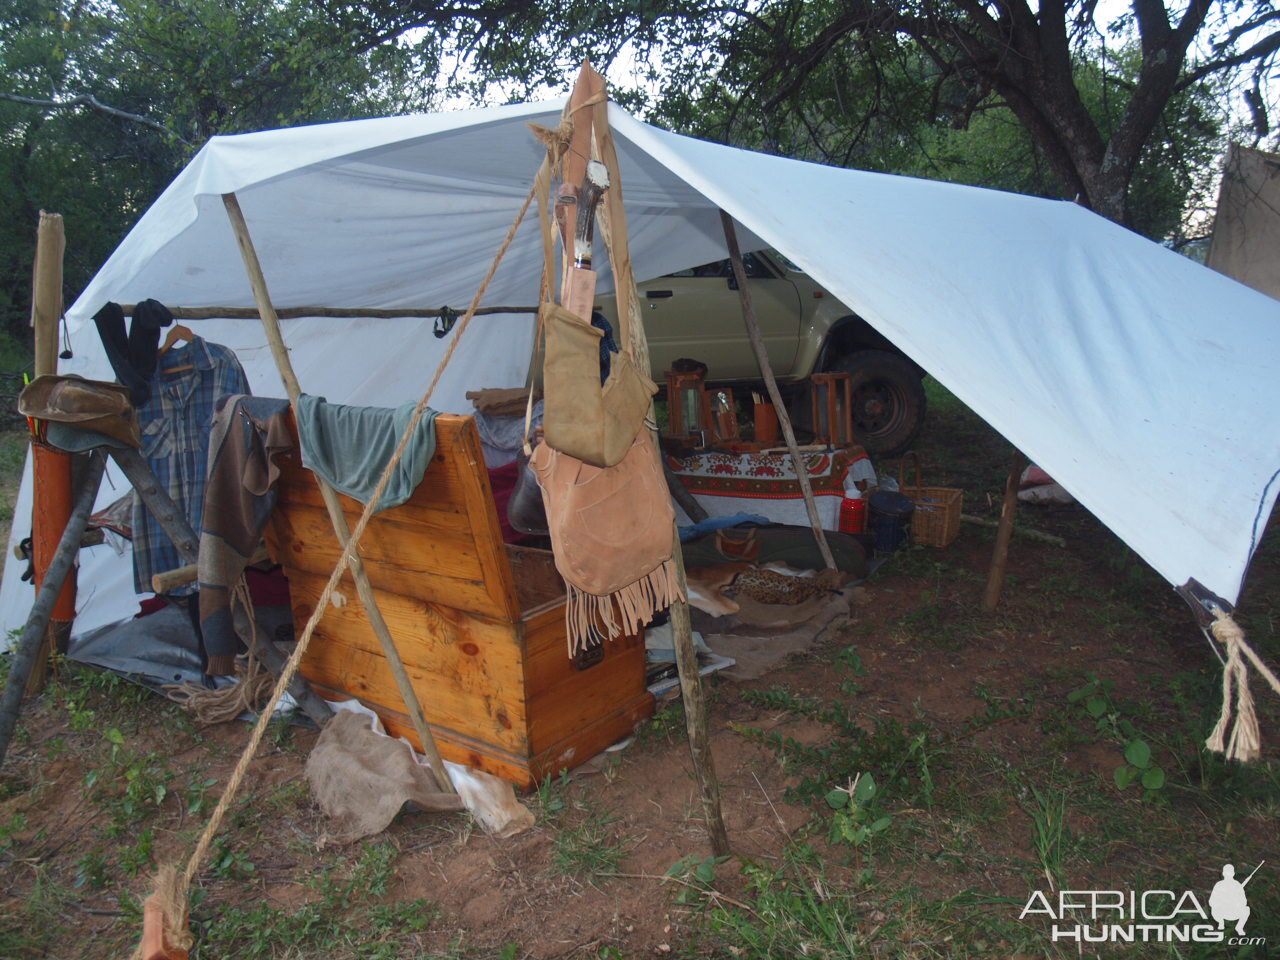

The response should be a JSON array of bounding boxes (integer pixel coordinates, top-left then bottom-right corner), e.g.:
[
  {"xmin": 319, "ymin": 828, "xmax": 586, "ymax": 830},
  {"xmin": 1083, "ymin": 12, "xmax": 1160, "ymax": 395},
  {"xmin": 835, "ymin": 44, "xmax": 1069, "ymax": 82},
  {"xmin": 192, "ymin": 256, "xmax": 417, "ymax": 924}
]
[
  {"xmin": 1207, "ymin": 143, "xmax": 1280, "ymax": 301},
  {"xmin": 3, "ymin": 98, "xmax": 1280, "ymax": 641}
]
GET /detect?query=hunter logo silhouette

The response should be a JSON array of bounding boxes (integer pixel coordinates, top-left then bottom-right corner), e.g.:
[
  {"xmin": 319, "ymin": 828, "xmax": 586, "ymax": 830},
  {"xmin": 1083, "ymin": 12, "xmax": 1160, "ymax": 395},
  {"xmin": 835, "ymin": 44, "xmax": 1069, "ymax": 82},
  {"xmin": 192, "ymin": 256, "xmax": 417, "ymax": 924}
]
[{"xmin": 1210, "ymin": 862, "xmax": 1263, "ymax": 935}]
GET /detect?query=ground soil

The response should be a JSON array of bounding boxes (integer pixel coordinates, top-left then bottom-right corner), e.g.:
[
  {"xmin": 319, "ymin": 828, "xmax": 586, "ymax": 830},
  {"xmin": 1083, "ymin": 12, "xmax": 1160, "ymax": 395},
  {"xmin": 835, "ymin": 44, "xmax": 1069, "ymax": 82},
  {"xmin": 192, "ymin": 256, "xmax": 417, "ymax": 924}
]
[{"xmin": 2, "ymin": 395, "xmax": 1277, "ymax": 958}]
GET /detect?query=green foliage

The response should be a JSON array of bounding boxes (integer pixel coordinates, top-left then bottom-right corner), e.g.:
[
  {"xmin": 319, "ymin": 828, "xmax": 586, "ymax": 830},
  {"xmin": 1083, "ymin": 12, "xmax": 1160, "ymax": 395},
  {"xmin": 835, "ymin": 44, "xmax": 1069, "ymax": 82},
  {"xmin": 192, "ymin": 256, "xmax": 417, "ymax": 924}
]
[
  {"xmin": 1021, "ymin": 784, "xmax": 1068, "ymax": 891},
  {"xmin": 0, "ymin": 811, "xmax": 27, "ymax": 852},
  {"xmin": 737, "ymin": 685, "xmax": 936, "ymax": 808},
  {"xmin": 532, "ymin": 769, "xmax": 571, "ymax": 822},
  {"xmin": 824, "ymin": 772, "xmax": 893, "ymax": 848},
  {"xmin": 553, "ymin": 804, "xmax": 626, "ymax": 877},
  {"xmin": 635, "ymin": 699, "xmax": 686, "ymax": 748},
  {"xmin": 73, "ymin": 849, "xmax": 110, "ymax": 889},
  {"xmin": 697, "ymin": 850, "xmax": 866, "ymax": 957},
  {"xmin": 192, "ymin": 841, "xmax": 436, "ymax": 960},
  {"xmin": 0, "ymin": 0, "xmax": 421, "ymax": 337},
  {"xmin": 209, "ymin": 838, "xmax": 256, "ymax": 881},
  {"xmin": 1067, "ymin": 674, "xmax": 1167, "ymax": 798},
  {"xmin": 83, "ymin": 726, "xmax": 173, "ymax": 830}
]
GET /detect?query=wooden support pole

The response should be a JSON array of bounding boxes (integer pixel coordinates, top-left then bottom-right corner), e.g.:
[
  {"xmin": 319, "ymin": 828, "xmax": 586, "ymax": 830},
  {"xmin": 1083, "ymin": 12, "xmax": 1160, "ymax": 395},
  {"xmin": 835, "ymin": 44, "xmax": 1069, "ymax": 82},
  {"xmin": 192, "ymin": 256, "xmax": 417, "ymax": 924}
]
[
  {"xmin": 983, "ymin": 449, "xmax": 1025, "ymax": 611},
  {"xmin": 27, "ymin": 211, "xmax": 73, "ymax": 693},
  {"xmin": 720, "ymin": 211, "xmax": 836, "ymax": 570},
  {"xmin": 151, "ymin": 546, "xmax": 271, "ymax": 594},
  {"xmin": 108, "ymin": 447, "xmax": 200, "ymax": 565},
  {"xmin": 222, "ymin": 192, "xmax": 455, "ymax": 794},
  {"xmin": 663, "ymin": 456, "xmax": 708, "ymax": 523},
  {"xmin": 581, "ymin": 62, "xmax": 729, "ymax": 855},
  {"xmin": 668, "ymin": 521, "xmax": 731, "ymax": 856},
  {"xmin": 31, "ymin": 211, "xmax": 63, "ymax": 376},
  {"xmin": 0, "ymin": 452, "xmax": 105, "ymax": 766}
]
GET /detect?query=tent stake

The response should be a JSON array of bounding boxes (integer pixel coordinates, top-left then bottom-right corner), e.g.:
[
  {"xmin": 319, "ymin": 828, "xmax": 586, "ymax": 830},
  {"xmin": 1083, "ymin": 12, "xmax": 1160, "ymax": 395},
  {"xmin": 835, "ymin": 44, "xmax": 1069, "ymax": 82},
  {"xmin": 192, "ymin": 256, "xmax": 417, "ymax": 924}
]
[
  {"xmin": 720, "ymin": 211, "xmax": 836, "ymax": 570},
  {"xmin": 27, "ymin": 211, "xmax": 76, "ymax": 693},
  {"xmin": 983, "ymin": 449, "xmax": 1025, "ymax": 611},
  {"xmin": 222, "ymin": 192, "xmax": 456, "ymax": 794},
  {"xmin": 0, "ymin": 452, "xmax": 105, "ymax": 766}
]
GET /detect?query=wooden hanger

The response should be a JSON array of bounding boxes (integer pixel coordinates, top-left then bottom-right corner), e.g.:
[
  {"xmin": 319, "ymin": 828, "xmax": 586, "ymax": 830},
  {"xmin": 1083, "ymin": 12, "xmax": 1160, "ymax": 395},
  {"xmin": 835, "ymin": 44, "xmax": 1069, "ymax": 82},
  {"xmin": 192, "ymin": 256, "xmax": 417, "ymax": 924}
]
[
  {"xmin": 160, "ymin": 324, "xmax": 194, "ymax": 354},
  {"xmin": 159, "ymin": 324, "xmax": 195, "ymax": 373}
]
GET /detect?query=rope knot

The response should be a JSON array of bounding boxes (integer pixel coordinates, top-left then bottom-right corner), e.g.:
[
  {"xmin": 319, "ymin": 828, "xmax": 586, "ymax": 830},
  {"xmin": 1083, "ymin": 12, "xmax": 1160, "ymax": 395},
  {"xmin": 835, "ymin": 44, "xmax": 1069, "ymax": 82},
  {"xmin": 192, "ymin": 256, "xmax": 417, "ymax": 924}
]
[
  {"xmin": 528, "ymin": 120, "xmax": 574, "ymax": 160},
  {"xmin": 1204, "ymin": 608, "xmax": 1277, "ymax": 763}
]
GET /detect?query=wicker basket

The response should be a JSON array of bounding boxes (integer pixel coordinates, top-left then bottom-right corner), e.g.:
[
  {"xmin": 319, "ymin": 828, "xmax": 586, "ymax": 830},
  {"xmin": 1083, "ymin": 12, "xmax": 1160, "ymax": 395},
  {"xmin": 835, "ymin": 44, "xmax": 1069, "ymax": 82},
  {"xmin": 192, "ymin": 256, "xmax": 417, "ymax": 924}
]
[{"xmin": 898, "ymin": 454, "xmax": 962, "ymax": 548}]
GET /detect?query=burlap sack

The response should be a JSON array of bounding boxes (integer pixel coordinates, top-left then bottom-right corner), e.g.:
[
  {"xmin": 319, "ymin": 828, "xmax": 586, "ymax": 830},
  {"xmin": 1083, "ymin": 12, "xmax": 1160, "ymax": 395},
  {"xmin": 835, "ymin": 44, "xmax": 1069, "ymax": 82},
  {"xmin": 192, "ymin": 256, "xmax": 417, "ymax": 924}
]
[{"xmin": 306, "ymin": 710, "xmax": 464, "ymax": 842}]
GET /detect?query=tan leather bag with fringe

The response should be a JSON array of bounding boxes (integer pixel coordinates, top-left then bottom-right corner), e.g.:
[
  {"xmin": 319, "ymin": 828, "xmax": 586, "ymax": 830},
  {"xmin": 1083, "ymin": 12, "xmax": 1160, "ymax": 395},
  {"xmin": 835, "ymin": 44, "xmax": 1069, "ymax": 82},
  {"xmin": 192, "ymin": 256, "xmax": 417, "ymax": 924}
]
[{"xmin": 531, "ymin": 428, "xmax": 682, "ymax": 654}]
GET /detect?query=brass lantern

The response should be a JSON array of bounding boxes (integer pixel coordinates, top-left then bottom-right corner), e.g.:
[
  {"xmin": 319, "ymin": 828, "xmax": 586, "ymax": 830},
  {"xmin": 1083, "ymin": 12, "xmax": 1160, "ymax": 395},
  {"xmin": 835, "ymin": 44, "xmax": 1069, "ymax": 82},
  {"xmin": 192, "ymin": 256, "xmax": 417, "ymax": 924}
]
[{"xmin": 665, "ymin": 370, "xmax": 708, "ymax": 445}]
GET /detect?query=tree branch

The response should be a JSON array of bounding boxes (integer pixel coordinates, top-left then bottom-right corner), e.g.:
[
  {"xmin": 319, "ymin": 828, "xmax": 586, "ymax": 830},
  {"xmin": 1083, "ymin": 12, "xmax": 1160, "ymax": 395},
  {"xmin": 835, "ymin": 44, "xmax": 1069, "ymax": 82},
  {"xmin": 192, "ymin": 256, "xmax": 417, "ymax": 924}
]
[
  {"xmin": 0, "ymin": 91, "xmax": 192, "ymax": 146},
  {"xmin": 1177, "ymin": 27, "xmax": 1280, "ymax": 89}
]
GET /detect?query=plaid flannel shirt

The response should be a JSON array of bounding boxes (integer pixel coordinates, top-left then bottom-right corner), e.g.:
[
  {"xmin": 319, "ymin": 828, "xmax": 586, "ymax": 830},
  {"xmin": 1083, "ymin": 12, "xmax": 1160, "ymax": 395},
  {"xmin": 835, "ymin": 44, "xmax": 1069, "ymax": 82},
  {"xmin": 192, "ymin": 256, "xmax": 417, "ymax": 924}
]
[{"xmin": 132, "ymin": 337, "xmax": 249, "ymax": 596}]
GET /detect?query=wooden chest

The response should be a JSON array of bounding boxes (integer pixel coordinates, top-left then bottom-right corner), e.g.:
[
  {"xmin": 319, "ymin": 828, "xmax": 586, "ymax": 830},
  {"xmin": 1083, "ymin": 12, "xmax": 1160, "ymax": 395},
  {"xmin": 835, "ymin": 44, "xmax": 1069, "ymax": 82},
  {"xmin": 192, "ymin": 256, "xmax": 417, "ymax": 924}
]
[{"xmin": 264, "ymin": 414, "xmax": 653, "ymax": 788}]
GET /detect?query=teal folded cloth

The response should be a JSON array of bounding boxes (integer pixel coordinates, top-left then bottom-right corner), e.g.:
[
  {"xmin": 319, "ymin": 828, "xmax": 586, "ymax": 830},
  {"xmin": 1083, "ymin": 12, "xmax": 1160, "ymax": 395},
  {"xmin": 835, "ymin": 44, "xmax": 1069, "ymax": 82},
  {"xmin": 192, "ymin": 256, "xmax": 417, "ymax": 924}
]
[{"xmin": 295, "ymin": 394, "xmax": 439, "ymax": 513}]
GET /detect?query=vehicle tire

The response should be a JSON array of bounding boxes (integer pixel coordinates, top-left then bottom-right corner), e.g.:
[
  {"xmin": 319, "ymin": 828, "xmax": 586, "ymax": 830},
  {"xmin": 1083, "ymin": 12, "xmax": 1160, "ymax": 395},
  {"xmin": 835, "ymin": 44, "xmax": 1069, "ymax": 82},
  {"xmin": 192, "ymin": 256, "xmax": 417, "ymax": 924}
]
[{"xmin": 827, "ymin": 349, "xmax": 926, "ymax": 456}]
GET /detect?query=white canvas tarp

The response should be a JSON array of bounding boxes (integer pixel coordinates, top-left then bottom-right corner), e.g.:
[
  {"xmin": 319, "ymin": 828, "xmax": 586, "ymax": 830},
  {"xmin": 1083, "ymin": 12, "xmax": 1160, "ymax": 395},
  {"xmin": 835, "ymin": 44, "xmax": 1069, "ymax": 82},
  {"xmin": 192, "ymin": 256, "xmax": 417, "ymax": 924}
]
[{"xmin": 4, "ymin": 99, "xmax": 1279, "ymax": 639}]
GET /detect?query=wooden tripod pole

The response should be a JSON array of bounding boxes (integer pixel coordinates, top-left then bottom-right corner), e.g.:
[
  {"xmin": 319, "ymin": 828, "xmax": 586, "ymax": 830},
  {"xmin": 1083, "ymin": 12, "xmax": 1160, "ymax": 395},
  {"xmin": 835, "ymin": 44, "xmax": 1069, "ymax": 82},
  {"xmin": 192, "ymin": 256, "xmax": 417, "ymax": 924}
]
[
  {"xmin": 666, "ymin": 519, "xmax": 731, "ymax": 856},
  {"xmin": 721, "ymin": 211, "xmax": 836, "ymax": 570},
  {"xmin": 28, "ymin": 211, "xmax": 74, "ymax": 693},
  {"xmin": 579, "ymin": 62, "xmax": 729, "ymax": 855},
  {"xmin": 222, "ymin": 193, "xmax": 455, "ymax": 794},
  {"xmin": 0, "ymin": 452, "xmax": 105, "ymax": 766},
  {"xmin": 983, "ymin": 448, "xmax": 1024, "ymax": 611}
]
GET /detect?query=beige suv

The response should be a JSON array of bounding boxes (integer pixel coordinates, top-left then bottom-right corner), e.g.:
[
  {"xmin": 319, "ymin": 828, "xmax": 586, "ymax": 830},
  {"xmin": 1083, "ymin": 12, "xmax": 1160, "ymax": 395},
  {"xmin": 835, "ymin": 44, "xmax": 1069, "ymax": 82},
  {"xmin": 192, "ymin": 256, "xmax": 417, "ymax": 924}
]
[{"xmin": 598, "ymin": 250, "xmax": 927, "ymax": 454}]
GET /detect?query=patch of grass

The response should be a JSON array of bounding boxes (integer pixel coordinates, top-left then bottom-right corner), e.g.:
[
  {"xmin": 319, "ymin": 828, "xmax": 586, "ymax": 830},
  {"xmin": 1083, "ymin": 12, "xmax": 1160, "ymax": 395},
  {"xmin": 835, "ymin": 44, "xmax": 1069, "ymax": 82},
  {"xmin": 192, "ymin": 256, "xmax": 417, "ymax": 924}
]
[
  {"xmin": 735, "ymin": 685, "xmax": 936, "ymax": 808},
  {"xmin": 554, "ymin": 804, "xmax": 627, "ymax": 878},
  {"xmin": 532, "ymin": 769, "xmax": 572, "ymax": 824},
  {"xmin": 1021, "ymin": 783, "xmax": 1068, "ymax": 891},
  {"xmin": 634, "ymin": 699, "xmax": 685, "ymax": 749},
  {"xmin": 84, "ymin": 726, "xmax": 174, "ymax": 833},
  {"xmin": 0, "ymin": 864, "xmax": 77, "ymax": 957},
  {"xmin": 192, "ymin": 842, "xmax": 435, "ymax": 960},
  {"xmin": 696, "ymin": 852, "xmax": 865, "ymax": 957}
]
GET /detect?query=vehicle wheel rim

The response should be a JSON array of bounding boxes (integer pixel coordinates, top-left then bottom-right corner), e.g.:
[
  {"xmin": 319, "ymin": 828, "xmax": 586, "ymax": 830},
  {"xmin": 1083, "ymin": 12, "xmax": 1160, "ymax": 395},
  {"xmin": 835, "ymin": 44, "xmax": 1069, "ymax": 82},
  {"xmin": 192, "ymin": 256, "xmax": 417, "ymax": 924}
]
[{"xmin": 853, "ymin": 379, "xmax": 907, "ymax": 440}]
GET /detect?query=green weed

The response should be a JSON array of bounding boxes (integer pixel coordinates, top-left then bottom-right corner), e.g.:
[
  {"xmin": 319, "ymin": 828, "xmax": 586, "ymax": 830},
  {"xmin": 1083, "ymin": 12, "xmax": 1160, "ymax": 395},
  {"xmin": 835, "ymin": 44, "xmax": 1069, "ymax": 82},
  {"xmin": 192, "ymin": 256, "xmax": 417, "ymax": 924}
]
[
  {"xmin": 532, "ymin": 769, "xmax": 571, "ymax": 823},
  {"xmin": 554, "ymin": 805, "xmax": 626, "ymax": 877},
  {"xmin": 208, "ymin": 838, "xmax": 256, "ymax": 881},
  {"xmin": 84, "ymin": 727, "xmax": 174, "ymax": 831},
  {"xmin": 824, "ymin": 772, "xmax": 893, "ymax": 848},
  {"xmin": 1021, "ymin": 783, "xmax": 1067, "ymax": 891},
  {"xmin": 191, "ymin": 844, "xmax": 436, "ymax": 960},
  {"xmin": 736, "ymin": 686, "xmax": 936, "ymax": 808},
  {"xmin": 1067, "ymin": 674, "xmax": 1168, "ymax": 797}
]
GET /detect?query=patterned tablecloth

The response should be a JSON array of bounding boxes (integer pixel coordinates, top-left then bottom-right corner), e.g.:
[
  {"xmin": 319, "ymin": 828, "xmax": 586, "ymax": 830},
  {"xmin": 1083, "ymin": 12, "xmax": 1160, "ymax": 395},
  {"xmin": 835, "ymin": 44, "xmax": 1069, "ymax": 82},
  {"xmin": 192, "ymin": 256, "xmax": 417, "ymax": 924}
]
[{"xmin": 670, "ymin": 446, "xmax": 871, "ymax": 530}]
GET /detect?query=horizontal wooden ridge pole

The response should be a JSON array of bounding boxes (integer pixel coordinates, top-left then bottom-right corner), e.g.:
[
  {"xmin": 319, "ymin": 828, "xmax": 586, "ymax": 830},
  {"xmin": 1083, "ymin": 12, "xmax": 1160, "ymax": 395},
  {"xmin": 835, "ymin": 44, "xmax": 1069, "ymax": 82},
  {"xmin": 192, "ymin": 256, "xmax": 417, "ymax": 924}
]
[{"xmin": 117, "ymin": 305, "xmax": 538, "ymax": 320}]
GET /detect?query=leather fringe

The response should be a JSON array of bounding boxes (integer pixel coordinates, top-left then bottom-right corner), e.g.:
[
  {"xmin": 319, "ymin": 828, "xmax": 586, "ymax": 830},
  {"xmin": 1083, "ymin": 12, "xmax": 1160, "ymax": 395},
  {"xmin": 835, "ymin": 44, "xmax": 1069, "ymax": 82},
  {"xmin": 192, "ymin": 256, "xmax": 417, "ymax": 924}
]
[{"xmin": 564, "ymin": 558, "xmax": 686, "ymax": 656}]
